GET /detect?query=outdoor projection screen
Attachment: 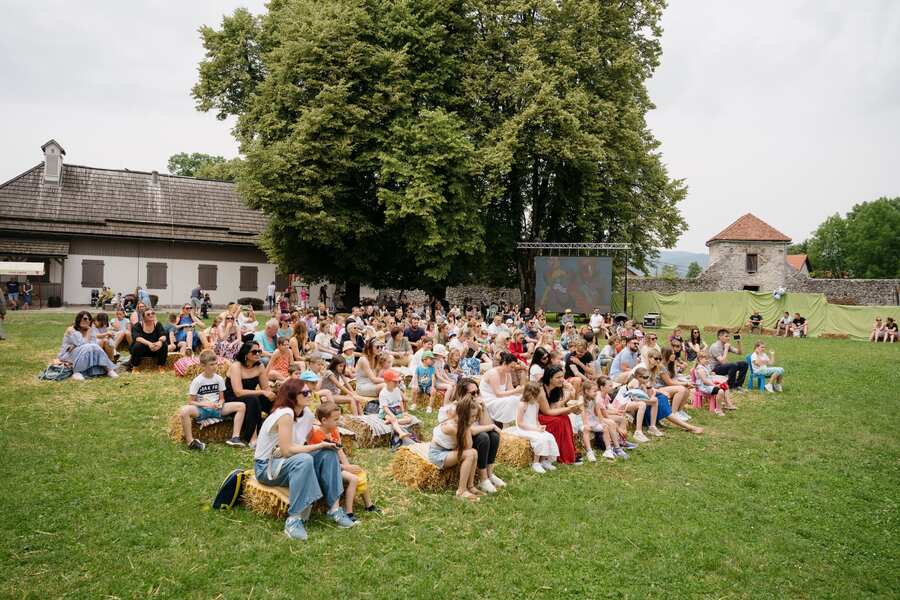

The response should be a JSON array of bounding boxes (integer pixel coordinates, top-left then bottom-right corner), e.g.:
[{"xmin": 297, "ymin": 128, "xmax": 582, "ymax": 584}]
[{"xmin": 534, "ymin": 256, "xmax": 613, "ymax": 314}]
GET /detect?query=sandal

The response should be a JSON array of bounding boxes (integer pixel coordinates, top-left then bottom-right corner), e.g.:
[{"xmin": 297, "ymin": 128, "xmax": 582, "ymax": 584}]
[
  {"xmin": 468, "ymin": 487, "xmax": 485, "ymax": 497},
  {"xmin": 456, "ymin": 491, "xmax": 479, "ymax": 502}
]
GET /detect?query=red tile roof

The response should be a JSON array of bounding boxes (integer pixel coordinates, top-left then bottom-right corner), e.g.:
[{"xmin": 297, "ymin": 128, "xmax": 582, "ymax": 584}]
[
  {"xmin": 786, "ymin": 254, "xmax": 809, "ymax": 271},
  {"xmin": 706, "ymin": 213, "xmax": 792, "ymax": 245}
]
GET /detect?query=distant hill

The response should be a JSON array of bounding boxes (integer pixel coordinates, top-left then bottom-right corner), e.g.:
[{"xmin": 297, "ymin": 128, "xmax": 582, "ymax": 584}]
[{"xmin": 638, "ymin": 250, "xmax": 709, "ymax": 277}]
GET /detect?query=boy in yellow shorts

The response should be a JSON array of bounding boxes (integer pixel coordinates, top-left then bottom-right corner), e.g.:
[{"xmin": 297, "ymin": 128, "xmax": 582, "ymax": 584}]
[{"xmin": 311, "ymin": 402, "xmax": 381, "ymax": 522}]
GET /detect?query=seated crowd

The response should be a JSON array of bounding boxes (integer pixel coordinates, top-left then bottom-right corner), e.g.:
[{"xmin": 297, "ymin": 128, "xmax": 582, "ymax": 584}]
[{"xmin": 51, "ymin": 294, "xmax": 793, "ymax": 540}]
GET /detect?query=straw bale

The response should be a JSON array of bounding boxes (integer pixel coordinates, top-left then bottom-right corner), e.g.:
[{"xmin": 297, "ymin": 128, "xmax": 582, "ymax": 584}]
[
  {"xmin": 495, "ymin": 432, "xmax": 532, "ymax": 468},
  {"xmin": 341, "ymin": 416, "xmax": 421, "ymax": 448},
  {"xmin": 820, "ymin": 332, "xmax": 849, "ymax": 340},
  {"xmin": 337, "ymin": 426, "xmax": 356, "ymax": 456},
  {"xmin": 183, "ymin": 359, "xmax": 231, "ymax": 380},
  {"xmin": 167, "ymin": 412, "xmax": 234, "ymax": 443},
  {"xmin": 243, "ymin": 477, "xmax": 360, "ymax": 519},
  {"xmin": 390, "ymin": 443, "xmax": 461, "ymax": 492}
]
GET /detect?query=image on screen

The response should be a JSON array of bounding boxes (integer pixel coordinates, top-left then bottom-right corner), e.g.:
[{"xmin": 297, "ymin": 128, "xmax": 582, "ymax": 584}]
[{"xmin": 534, "ymin": 256, "xmax": 612, "ymax": 314}]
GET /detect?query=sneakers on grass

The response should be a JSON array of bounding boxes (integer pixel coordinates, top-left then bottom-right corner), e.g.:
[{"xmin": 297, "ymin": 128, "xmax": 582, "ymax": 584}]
[
  {"xmin": 531, "ymin": 462, "xmax": 547, "ymax": 474},
  {"xmin": 188, "ymin": 439, "xmax": 206, "ymax": 451},
  {"xmin": 613, "ymin": 448, "xmax": 629, "ymax": 459},
  {"xmin": 602, "ymin": 448, "xmax": 615, "ymax": 460},
  {"xmin": 225, "ymin": 437, "xmax": 245, "ymax": 447},
  {"xmin": 71, "ymin": 372, "xmax": 85, "ymax": 381},
  {"xmin": 328, "ymin": 507, "xmax": 358, "ymax": 528},
  {"xmin": 284, "ymin": 516, "xmax": 308, "ymax": 541},
  {"xmin": 623, "ymin": 441, "xmax": 638, "ymax": 450},
  {"xmin": 774, "ymin": 384, "xmax": 783, "ymax": 392},
  {"xmin": 633, "ymin": 431, "xmax": 649, "ymax": 443},
  {"xmin": 489, "ymin": 474, "xmax": 506, "ymax": 488},
  {"xmin": 765, "ymin": 383, "xmax": 774, "ymax": 393},
  {"xmin": 540, "ymin": 460, "xmax": 557, "ymax": 471},
  {"xmin": 648, "ymin": 426, "xmax": 664, "ymax": 437},
  {"xmin": 586, "ymin": 450, "xmax": 597, "ymax": 462},
  {"xmin": 478, "ymin": 479, "xmax": 497, "ymax": 494}
]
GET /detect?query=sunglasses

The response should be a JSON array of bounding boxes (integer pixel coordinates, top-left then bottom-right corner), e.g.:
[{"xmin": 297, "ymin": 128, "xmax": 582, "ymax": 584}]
[
  {"xmin": 146, "ymin": 311, "xmax": 156, "ymax": 316},
  {"xmin": 226, "ymin": 317, "xmax": 235, "ymax": 321},
  {"xmin": 467, "ymin": 388, "xmax": 480, "ymax": 395},
  {"xmin": 249, "ymin": 349, "xmax": 260, "ymax": 355}
]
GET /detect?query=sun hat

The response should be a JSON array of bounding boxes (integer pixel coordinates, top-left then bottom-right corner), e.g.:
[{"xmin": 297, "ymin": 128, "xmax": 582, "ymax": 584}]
[
  {"xmin": 432, "ymin": 344, "xmax": 448, "ymax": 357},
  {"xmin": 299, "ymin": 370, "xmax": 320, "ymax": 382},
  {"xmin": 382, "ymin": 369, "xmax": 400, "ymax": 382},
  {"xmin": 342, "ymin": 341, "xmax": 355, "ymax": 351}
]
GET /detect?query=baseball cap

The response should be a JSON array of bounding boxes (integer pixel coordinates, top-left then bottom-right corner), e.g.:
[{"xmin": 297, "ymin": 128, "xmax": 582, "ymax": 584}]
[
  {"xmin": 382, "ymin": 369, "xmax": 400, "ymax": 382},
  {"xmin": 299, "ymin": 370, "xmax": 319, "ymax": 382},
  {"xmin": 422, "ymin": 350, "xmax": 435, "ymax": 360}
]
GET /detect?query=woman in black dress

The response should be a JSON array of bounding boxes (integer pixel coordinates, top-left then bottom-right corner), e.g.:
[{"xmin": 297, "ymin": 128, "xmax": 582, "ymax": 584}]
[
  {"xmin": 224, "ymin": 342, "xmax": 275, "ymax": 445},
  {"xmin": 129, "ymin": 308, "xmax": 168, "ymax": 367}
]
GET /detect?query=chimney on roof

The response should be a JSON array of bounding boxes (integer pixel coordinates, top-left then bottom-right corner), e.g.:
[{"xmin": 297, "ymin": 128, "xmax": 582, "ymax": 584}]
[
  {"xmin": 151, "ymin": 170, "xmax": 159, "ymax": 185},
  {"xmin": 41, "ymin": 139, "xmax": 66, "ymax": 184}
]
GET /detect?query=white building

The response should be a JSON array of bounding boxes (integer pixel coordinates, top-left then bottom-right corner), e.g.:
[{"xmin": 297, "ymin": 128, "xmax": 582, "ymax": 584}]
[{"xmin": 0, "ymin": 140, "xmax": 281, "ymax": 307}]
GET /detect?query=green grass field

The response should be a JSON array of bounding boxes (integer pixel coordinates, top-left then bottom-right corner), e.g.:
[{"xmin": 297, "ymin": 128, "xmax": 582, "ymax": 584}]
[{"xmin": 1, "ymin": 311, "xmax": 898, "ymax": 599}]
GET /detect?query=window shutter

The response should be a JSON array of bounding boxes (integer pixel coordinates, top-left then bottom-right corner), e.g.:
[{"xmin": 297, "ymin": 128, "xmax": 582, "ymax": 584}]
[
  {"xmin": 746, "ymin": 254, "xmax": 758, "ymax": 273},
  {"xmin": 81, "ymin": 260, "xmax": 104, "ymax": 287},
  {"xmin": 198, "ymin": 264, "xmax": 218, "ymax": 290},
  {"xmin": 239, "ymin": 266, "xmax": 258, "ymax": 292},
  {"xmin": 146, "ymin": 262, "xmax": 168, "ymax": 289}
]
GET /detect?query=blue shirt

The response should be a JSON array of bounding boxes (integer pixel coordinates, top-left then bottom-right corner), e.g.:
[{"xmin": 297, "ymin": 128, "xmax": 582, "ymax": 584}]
[
  {"xmin": 254, "ymin": 331, "xmax": 279, "ymax": 353},
  {"xmin": 415, "ymin": 365, "xmax": 436, "ymax": 388},
  {"xmin": 609, "ymin": 347, "xmax": 641, "ymax": 377},
  {"xmin": 138, "ymin": 289, "xmax": 151, "ymax": 305}
]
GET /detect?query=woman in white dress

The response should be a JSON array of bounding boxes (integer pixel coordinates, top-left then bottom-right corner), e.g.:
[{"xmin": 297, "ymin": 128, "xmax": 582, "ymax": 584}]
[
  {"xmin": 479, "ymin": 352, "xmax": 523, "ymax": 425},
  {"xmin": 505, "ymin": 381, "xmax": 559, "ymax": 473}
]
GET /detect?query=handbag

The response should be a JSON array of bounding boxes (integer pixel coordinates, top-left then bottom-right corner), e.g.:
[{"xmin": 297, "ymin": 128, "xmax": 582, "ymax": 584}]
[
  {"xmin": 363, "ymin": 400, "xmax": 380, "ymax": 415},
  {"xmin": 38, "ymin": 363, "xmax": 74, "ymax": 381}
]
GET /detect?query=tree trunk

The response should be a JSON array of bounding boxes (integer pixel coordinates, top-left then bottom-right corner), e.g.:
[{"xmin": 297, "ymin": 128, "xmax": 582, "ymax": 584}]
[{"xmin": 340, "ymin": 281, "xmax": 360, "ymax": 312}]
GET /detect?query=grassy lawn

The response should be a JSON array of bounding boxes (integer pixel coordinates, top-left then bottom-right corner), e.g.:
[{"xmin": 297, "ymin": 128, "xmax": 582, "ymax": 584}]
[{"xmin": 1, "ymin": 311, "xmax": 898, "ymax": 599}]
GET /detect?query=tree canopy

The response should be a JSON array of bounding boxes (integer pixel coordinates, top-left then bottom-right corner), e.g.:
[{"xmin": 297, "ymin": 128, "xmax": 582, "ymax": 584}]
[
  {"xmin": 799, "ymin": 198, "xmax": 899, "ymax": 278},
  {"xmin": 685, "ymin": 261, "xmax": 702, "ymax": 279},
  {"xmin": 192, "ymin": 0, "xmax": 686, "ymax": 302},
  {"xmin": 167, "ymin": 152, "xmax": 240, "ymax": 182}
]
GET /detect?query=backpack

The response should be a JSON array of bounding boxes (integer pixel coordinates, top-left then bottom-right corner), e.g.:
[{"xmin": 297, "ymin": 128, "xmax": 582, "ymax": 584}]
[
  {"xmin": 212, "ymin": 468, "xmax": 252, "ymax": 510},
  {"xmin": 38, "ymin": 363, "xmax": 73, "ymax": 381}
]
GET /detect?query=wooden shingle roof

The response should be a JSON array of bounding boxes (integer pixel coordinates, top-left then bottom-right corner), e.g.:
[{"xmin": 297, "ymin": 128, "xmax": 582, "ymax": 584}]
[
  {"xmin": 706, "ymin": 213, "xmax": 791, "ymax": 245},
  {"xmin": 0, "ymin": 237, "xmax": 70, "ymax": 256},
  {"xmin": 0, "ymin": 164, "xmax": 266, "ymax": 246}
]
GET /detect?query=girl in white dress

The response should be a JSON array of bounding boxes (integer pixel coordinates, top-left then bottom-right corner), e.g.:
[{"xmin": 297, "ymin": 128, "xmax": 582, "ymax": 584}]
[{"xmin": 505, "ymin": 382, "xmax": 559, "ymax": 473}]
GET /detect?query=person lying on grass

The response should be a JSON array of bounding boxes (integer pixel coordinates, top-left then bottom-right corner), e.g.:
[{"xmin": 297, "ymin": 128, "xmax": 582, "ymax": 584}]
[
  {"xmin": 379, "ymin": 369, "xmax": 415, "ymax": 448},
  {"xmin": 506, "ymin": 381, "xmax": 561, "ymax": 472},
  {"xmin": 178, "ymin": 350, "xmax": 246, "ymax": 450},
  {"xmin": 580, "ymin": 379, "xmax": 627, "ymax": 461},
  {"xmin": 311, "ymin": 402, "xmax": 381, "ymax": 522},
  {"xmin": 427, "ymin": 392, "xmax": 482, "ymax": 502},
  {"xmin": 254, "ymin": 378, "xmax": 356, "ymax": 541}
]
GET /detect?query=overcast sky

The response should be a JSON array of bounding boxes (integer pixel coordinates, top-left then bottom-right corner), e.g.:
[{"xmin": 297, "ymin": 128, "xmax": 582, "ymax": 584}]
[{"xmin": 2, "ymin": 1, "xmax": 898, "ymax": 252}]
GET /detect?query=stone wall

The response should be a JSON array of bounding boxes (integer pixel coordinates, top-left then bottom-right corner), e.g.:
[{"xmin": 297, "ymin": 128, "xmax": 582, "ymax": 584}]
[
  {"xmin": 627, "ymin": 276, "xmax": 900, "ymax": 306},
  {"xmin": 372, "ymin": 286, "xmax": 522, "ymax": 307},
  {"xmin": 700, "ymin": 240, "xmax": 792, "ymax": 291}
]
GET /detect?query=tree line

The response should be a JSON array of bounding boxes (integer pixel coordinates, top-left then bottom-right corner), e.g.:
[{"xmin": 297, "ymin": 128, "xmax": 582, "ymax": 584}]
[{"xmin": 183, "ymin": 0, "xmax": 686, "ymax": 304}]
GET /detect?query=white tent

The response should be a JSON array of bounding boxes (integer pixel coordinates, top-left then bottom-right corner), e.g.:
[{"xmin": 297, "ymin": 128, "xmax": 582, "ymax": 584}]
[{"xmin": 0, "ymin": 261, "xmax": 45, "ymax": 276}]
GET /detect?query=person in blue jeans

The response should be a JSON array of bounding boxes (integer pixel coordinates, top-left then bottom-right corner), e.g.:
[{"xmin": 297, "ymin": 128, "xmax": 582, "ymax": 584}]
[{"xmin": 253, "ymin": 378, "xmax": 356, "ymax": 540}]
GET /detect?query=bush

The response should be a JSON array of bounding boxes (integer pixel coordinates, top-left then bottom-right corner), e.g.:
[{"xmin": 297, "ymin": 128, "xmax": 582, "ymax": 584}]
[
  {"xmin": 237, "ymin": 297, "xmax": 265, "ymax": 311},
  {"xmin": 48, "ymin": 296, "xmax": 62, "ymax": 308}
]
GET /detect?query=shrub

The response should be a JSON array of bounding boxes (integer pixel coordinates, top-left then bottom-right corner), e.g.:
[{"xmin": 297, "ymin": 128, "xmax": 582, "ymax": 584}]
[{"xmin": 237, "ymin": 297, "xmax": 265, "ymax": 311}]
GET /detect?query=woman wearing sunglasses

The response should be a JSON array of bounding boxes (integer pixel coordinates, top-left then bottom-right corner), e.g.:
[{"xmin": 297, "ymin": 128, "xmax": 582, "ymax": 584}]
[
  {"xmin": 254, "ymin": 378, "xmax": 355, "ymax": 540},
  {"xmin": 57, "ymin": 310, "xmax": 119, "ymax": 381},
  {"xmin": 224, "ymin": 342, "xmax": 276, "ymax": 445},
  {"xmin": 128, "ymin": 308, "xmax": 168, "ymax": 369}
]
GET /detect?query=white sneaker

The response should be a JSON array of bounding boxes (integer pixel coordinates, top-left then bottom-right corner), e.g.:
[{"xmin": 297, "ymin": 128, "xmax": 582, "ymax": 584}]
[
  {"xmin": 648, "ymin": 426, "xmax": 664, "ymax": 437},
  {"xmin": 410, "ymin": 403, "xmax": 418, "ymax": 411},
  {"xmin": 531, "ymin": 463, "xmax": 546, "ymax": 474},
  {"xmin": 602, "ymin": 448, "xmax": 616, "ymax": 460},
  {"xmin": 586, "ymin": 450, "xmax": 597, "ymax": 462},
  {"xmin": 71, "ymin": 372, "xmax": 85, "ymax": 381},
  {"xmin": 765, "ymin": 383, "xmax": 774, "ymax": 393},
  {"xmin": 489, "ymin": 474, "xmax": 506, "ymax": 488},
  {"xmin": 633, "ymin": 431, "xmax": 649, "ymax": 443},
  {"xmin": 540, "ymin": 460, "xmax": 557, "ymax": 471},
  {"xmin": 678, "ymin": 410, "xmax": 691, "ymax": 421},
  {"xmin": 107, "ymin": 369, "xmax": 119, "ymax": 379},
  {"xmin": 774, "ymin": 384, "xmax": 783, "ymax": 392},
  {"xmin": 478, "ymin": 479, "xmax": 497, "ymax": 494}
]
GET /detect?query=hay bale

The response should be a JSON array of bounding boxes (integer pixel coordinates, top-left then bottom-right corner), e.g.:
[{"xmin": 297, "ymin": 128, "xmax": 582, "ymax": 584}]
[
  {"xmin": 341, "ymin": 415, "xmax": 421, "ymax": 448},
  {"xmin": 243, "ymin": 477, "xmax": 361, "ymax": 519},
  {"xmin": 167, "ymin": 412, "xmax": 234, "ymax": 443},
  {"xmin": 820, "ymin": 332, "xmax": 849, "ymax": 340},
  {"xmin": 495, "ymin": 432, "xmax": 532, "ymax": 468},
  {"xmin": 183, "ymin": 359, "xmax": 231, "ymax": 380},
  {"xmin": 337, "ymin": 426, "xmax": 356, "ymax": 456},
  {"xmin": 390, "ymin": 443, "xmax": 462, "ymax": 492}
]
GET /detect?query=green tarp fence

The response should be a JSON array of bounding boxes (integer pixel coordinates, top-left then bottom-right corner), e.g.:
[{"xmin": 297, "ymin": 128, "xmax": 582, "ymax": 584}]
[{"xmin": 611, "ymin": 291, "xmax": 900, "ymax": 340}]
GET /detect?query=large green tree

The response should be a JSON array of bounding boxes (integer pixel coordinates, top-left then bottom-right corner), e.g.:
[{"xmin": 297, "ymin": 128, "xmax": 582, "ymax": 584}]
[{"xmin": 192, "ymin": 0, "xmax": 686, "ymax": 304}]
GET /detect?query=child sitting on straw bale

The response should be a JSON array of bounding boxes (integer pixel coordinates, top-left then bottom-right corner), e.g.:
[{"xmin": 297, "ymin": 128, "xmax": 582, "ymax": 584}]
[
  {"xmin": 412, "ymin": 351, "xmax": 437, "ymax": 412},
  {"xmin": 379, "ymin": 369, "xmax": 415, "ymax": 449},
  {"xmin": 582, "ymin": 379, "xmax": 628, "ymax": 461},
  {"xmin": 310, "ymin": 402, "xmax": 381, "ymax": 522},
  {"xmin": 177, "ymin": 350, "xmax": 246, "ymax": 450},
  {"xmin": 504, "ymin": 382, "xmax": 559, "ymax": 474}
]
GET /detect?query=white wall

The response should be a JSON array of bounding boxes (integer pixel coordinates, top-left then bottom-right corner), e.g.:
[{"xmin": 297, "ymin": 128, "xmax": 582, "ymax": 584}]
[{"xmin": 65, "ymin": 254, "xmax": 277, "ymax": 307}]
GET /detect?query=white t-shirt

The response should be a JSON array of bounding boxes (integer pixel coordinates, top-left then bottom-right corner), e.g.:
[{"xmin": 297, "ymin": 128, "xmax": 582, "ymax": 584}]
[
  {"xmin": 188, "ymin": 373, "xmax": 225, "ymax": 404},
  {"xmin": 315, "ymin": 332, "xmax": 334, "ymax": 356},
  {"xmin": 590, "ymin": 314, "xmax": 604, "ymax": 329},
  {"xmin": 529, "ymin": 364, "xmax": 544, "ymax": 382},
  {"xmin": 254, "ymin": 406, "xmax": 315, "ymax": 461},
  {"xmin": 379, "ymin": 386, "xmax": 404, "ymax": 412},
  {"xmin": 266, "ymin": 283, "xmax": 276, "ymax": 298}
]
